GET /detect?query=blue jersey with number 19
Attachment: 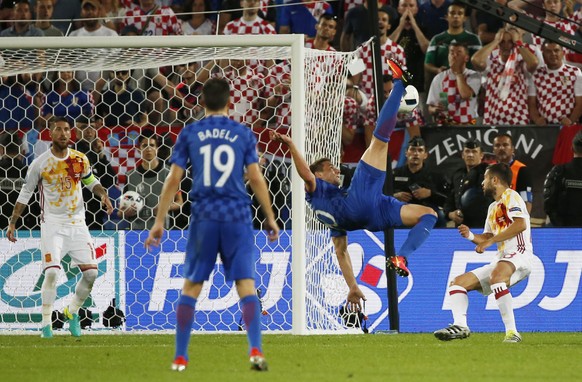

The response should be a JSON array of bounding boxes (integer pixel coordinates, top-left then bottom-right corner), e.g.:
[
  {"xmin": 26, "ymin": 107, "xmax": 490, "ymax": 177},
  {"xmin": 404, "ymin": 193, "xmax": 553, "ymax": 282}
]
[{"xmin": 170, "ymin": 115, "xmax": 259, "ymax": 223}]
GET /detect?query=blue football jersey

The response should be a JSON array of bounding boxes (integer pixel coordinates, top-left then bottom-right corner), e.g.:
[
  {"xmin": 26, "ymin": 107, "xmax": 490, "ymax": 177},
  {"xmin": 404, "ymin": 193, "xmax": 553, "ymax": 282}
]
[
  {"xmin": 171, "ymin": 115, "xmax": 259, "ymax": 223},
  {"xmin": 306, "ymin": 166, "xmax": 406, "ymax": 236}
]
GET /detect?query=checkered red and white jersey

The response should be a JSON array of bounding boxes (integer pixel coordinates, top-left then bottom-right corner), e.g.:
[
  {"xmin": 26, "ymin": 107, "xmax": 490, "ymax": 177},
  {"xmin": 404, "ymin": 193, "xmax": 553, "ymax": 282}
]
[
  {"xmin": 264, "ymin": 62, "xmax": 292, "ymax": 128},
  {"xmin": 223, "ymin": 16, "xmax": 276, "ymax": 36},
  {"xmin": 359, "ymin": 39, "xmax": 407, "ymax": 98},
  {"xmin": 427, "ymin": 69, "xmax": 481, "ymax": 125},
  {"xmin": 305, "ymin": 38, "xmax": 336, "ymax": 51},
  {"xmin": 213, "ymin": 67, "xmax": 269, "ymax": 127},
  {"xmin": 364, "ymin": 94, "xmax": 424, "ymax": 129},
  {"xmin": 529, "ymin": 11, "xmax": 581, "ymax": 63},
  {"xmin": 529, "ymin": 63, "xmax": 582, "ymax": 123},
  {"xmin": 483, "ymin": 46, "xmax": 539, "ymax": 125},
  {"xmin": 344, "ymin": 96, "xmax": 360, "ymax": 130},
  {"xmin": 121, "ymin": 6, "xmax": 182, "ymax": 36}
]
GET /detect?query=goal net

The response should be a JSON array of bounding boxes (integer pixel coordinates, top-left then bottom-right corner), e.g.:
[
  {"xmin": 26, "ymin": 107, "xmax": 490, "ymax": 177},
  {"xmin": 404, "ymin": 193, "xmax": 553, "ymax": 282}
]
[{"xmin": 0, "ymin": 35, "xmax": 361, "ymax": 334}]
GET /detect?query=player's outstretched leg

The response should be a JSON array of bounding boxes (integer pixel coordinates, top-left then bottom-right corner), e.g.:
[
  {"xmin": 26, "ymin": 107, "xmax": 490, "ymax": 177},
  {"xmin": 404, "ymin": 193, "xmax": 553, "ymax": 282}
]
[
  {"xmin": 373, "ymin": 77, "xmax": 405, "ymax": 143},
  {"xmin": 40, "ymin": 267, "xmax": 59, "ymax": 338},
  {"xmin": 241, "ymin": 294, "xmax": 268, "ymax": 371},
  {"xmin": 390, "ymin": 205, "xmax": 437, "ymax": 277},
  {"xmin": 172, "ymin": 294, "xmax": 197, "ymax": 371}
]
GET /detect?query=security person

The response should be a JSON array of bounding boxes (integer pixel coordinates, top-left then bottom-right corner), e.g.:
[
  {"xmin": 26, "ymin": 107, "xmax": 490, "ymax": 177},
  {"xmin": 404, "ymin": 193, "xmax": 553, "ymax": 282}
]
[
  {"xmin": 544, "ymin": 131, "xmax": 582, "ymax": 226},
  {"xmin": 444, "ymin": 138, "xmax": 492, "ymax": 227},
  {"xmin": 393, "ymin": 136, "xmax": 449, "ymax": 226}
]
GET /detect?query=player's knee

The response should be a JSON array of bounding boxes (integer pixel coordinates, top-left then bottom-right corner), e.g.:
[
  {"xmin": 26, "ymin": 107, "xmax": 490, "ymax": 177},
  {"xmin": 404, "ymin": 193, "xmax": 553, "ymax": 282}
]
[
  {"xmin": 82, "ymin": 268, "xmax": 98, "ymax": 287},
  {"xmin": 43, "ymin": 267, "xmax": 60, "ymax": 288}
]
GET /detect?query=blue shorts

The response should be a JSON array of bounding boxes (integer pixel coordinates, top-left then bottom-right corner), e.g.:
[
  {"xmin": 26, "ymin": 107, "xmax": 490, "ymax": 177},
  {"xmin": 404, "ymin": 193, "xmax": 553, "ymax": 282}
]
[
  {"xmin": 346, "ymin": 161, "xmax": 405, "ymax": 230},
  {"xmin": 184, "ymin": 221, "xmax": 256, "ymax": 283}
]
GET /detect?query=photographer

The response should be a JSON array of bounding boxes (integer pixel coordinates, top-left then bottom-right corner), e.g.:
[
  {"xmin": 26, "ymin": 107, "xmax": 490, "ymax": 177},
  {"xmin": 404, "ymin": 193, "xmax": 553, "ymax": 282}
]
[{"xmin": 393, "ymin": 136, "xmax": 448, "ymax": 226}]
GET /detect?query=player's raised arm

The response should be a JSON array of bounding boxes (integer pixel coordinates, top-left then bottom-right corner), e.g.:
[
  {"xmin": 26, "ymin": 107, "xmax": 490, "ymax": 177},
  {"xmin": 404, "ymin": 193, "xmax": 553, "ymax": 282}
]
[
  {"xmin": 332, "ymin": 235, "xmax": 366, "ymax": 311},
  {"xmin": 269, "ymin": 131, "xmax": 316, "ymax": 193},
  {"xmin": 144, "ymin": 164, "xmax": 184, "ymax": 250},
  {"xmin": 246, "ymin": 163, "xmax": 280, "ymax": 242}
]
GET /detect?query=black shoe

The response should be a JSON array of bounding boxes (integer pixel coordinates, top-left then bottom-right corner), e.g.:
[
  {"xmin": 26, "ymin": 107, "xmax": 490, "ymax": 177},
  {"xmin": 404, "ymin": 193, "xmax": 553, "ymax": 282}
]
[{"xmin": 434, "ymin": 325, "xmax": 471, "ymax": 341}]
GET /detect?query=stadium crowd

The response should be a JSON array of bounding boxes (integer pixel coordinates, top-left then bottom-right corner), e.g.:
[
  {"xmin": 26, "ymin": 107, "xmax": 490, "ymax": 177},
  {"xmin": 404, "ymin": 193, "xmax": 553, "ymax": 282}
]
[{"xmin": 1, "ymin": 0, "xmax": 582, "ymax": 230}]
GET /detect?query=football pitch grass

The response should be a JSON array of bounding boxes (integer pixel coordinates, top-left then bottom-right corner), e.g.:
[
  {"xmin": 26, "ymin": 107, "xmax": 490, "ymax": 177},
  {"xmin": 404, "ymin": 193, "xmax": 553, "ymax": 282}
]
[{"xmin": 1, "ymin": 332, "xmax": 581, "ymax": 381}]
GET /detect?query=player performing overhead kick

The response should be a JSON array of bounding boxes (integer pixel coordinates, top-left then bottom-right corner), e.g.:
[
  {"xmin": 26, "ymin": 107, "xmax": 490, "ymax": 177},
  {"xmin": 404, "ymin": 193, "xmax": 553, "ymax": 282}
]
[{"xmin": 270, "ymin": 60, "xmax": 437, "ymax": 310}]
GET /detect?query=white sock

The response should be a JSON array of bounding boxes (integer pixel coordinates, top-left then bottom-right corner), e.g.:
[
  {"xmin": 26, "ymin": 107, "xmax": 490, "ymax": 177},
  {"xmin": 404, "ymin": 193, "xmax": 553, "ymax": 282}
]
[
  {"xmin": 41, "ymin": 268, "xmax": 59, "ymax": 326},
  {"xmin": 68, "ymin": 269, "xmax": 98, "ymax": 314},
  {"xmin": 491, "ymin": 282, "xmax": 516, "ymax": 333},
  {"xmin": 448, "ymin": 285, "xmax": 469, "ymax": 328}
]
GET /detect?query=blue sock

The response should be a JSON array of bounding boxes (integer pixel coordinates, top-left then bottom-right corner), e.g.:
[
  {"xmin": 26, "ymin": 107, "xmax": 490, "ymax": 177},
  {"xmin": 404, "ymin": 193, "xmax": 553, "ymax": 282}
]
[
  {"xmin": 241, "ymin": 294, "xmax": 262, "ymax": 353},
  {"xmin": 175, "ymin": 294, "xmax": 197, "ymax": 361},
  {"xmin": 373, "ymin": 80, "xmax": 405, "ymax": 142},
  {"xmin": 398, "ymin": 213, "xmax": 437, "ymax": 258}
]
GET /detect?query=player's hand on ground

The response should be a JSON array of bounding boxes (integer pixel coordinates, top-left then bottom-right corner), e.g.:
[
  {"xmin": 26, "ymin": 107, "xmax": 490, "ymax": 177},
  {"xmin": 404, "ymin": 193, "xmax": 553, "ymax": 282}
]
[
  {"xmin": 101, "ymin": 195, "xmax": 114, "ymax": 215},
  {"xmin": 269, "ymin": 130, "xmax": 292, "ymax": 146},
  {"xmin": 145, "ymin": 223, "xmax": 164, "ymax": 250},
  {"xmin": 6, "ymin": 224, "xmax": 17, "ymax": 243},
  {"xmin": 475, "ymin": 239, "xmax": 493, "ymax": 253},
  {"xmin": 264, "ymin": 217, "xmax": 280, "ymax": 242},
  {"xmin": 458, "ymin": 224, "xmax": 471, "ymax": 239},
  {"xmin": 346, "ymin": 285, "xmax": 366, "ymax": 312}
]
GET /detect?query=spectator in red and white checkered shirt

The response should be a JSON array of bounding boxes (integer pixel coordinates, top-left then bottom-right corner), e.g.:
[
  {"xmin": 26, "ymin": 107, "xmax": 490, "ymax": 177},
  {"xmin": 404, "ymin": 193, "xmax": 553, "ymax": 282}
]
[
  {"xmin": 120, "ymin": 0, "xmax": 182, "ymax": 36},
  {"xmin": 528, "ymin": 41, "xmax": 582, "ymax": 126},
  {"xmin": 223, "ymin": 0, "xmax": 276, "ymax": 36},
  {"xmin": 508, "ymin": 0, "xmax": 582, "ymax": 67},
  {"xmin": 304, "ymin": 14, "xmax": 337, "ymax": 51},
  {"xmin": 471, "ymin": 28, "xmax": 542, "ymax": 126},
  {"xmin": 427, "ymin": 42, "xmax": 481, "ymax": 125},
  {"xmin": 353, "ymin": 7, "xmax": 406, "ymax": 99}
]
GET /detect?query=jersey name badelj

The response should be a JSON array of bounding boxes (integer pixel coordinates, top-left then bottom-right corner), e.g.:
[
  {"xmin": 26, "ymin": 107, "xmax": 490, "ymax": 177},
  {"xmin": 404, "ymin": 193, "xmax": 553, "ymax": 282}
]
[{"xmin": 198, "ymin": 129, "xmax": 239, "ymax": 143}]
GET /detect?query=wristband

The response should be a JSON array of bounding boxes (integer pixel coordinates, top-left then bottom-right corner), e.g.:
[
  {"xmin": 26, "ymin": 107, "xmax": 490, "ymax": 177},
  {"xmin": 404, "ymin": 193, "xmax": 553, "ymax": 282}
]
[
  {"xmin": 467, "ymin": 232, "xmax": 475, "ymax": 241},
  {"xmin": 514, "ymin": 40, "xmax": 524, "ymax": 48}
]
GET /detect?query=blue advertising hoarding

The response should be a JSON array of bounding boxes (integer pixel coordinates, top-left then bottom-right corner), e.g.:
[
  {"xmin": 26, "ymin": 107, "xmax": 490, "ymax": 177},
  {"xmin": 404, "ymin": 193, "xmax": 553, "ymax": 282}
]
[{"xmin": 124, "ymin": 228, "xmax": 581, "ymax": 333}]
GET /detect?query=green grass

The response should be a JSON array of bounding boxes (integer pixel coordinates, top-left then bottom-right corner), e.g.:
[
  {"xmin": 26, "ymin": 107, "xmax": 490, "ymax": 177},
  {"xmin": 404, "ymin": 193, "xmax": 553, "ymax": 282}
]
[{"xmin": 0, "ymin": 333, "xmax": 581, "ymax": 382}]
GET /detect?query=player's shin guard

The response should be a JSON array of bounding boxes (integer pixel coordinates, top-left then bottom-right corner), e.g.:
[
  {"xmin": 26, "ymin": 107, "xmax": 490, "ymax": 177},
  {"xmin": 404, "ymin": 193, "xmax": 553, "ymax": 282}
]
[
  {"xmin": 41, "ymin": 267, "xmax": 59, "ymax": 326},
  {"xmin": 398, "ymin": 213, "xmax": 437, "ymax": 258},
  {"xmin": 492, "ymin": 282, "xmax": 517, "ymax": 333},
  {"xmin": 68, "ymin": 268, "xmax": 98, "ymax": 314},
  {"xmin": 241, "ymin": 294, "xmax": 262, "ymax": 353},
  {"xmin": 448, "ymin": 285, "xmax": 469, "ymax": 328},
  {"xmin": 175, "ymin": 294, "xmax": 197, "ymax": 361},
  {"xmin": 373, "ymin": 80, "xmax": 405, "ymax": 142}
]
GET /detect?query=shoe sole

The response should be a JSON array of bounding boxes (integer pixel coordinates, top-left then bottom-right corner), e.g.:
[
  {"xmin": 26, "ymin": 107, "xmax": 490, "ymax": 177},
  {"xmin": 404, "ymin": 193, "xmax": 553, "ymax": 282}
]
[{"xmin": 434, "ymin": 332, "xmax": 470, "ymax": 341}]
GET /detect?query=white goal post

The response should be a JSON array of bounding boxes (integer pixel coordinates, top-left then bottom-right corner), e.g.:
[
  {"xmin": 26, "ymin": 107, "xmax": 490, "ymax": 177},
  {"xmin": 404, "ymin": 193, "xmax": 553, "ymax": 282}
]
[{"xmin": 0, "ymin": 35, "xmax": 362, "ymax": 334}]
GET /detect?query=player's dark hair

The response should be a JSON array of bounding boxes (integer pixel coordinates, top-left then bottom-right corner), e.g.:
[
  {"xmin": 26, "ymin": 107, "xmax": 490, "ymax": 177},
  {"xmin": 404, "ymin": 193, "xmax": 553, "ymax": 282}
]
[
  {"xmin": 493, "ymin": 132, "xmax": 514, "ymax": 146},
  {"xmin": 49, "ymin": 116, "xmax": 71, "ymax": 129},
  {"xmin": 310, "ymin": 157, "xmax": 331, "ymax": 174},
  {"xmin": 202, "ymin": 78, "xmax": 230, "ymax": 111},
  {"xmin": 486, "ymin": 163, "xmax": 512, "ymax": 187},
  {"xmin": 572, "ymin": 131, "xmax": 582, "ymax": 155}
]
